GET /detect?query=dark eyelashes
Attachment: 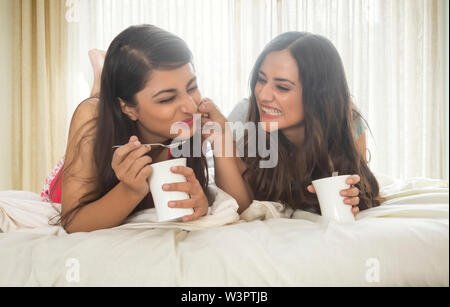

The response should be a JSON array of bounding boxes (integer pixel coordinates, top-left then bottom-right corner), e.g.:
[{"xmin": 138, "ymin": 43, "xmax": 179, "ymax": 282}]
[
  {"xmin": 256, "ymin": 77, "xmax": 267, "ymax": 83},
  {"xmin": 256, "ymin": 77, "xmax": 290, "ymax": 91},
  {"xmin": 159, "ymin": 86, "xmax": 198, "ymax": 104},
  {"xmin": 277, "ymin": 86, "xmax": 289, "ymax": 91},
  {"xmin": 159, "ymin": 97, "xmax": 175, "ymax": 104}
]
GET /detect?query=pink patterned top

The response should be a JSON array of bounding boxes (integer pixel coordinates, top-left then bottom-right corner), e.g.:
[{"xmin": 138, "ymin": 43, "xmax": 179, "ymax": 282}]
[
  {"xmin": 41, "ymin": 157, "xmax": 65, "ymax": 203},
  {"xmin": 41, "ymin": 149, "xmax": 172, "ymax": 203}
]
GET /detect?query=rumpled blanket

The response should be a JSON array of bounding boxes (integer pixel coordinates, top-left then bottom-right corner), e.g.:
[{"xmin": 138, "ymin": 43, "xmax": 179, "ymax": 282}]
[{"xmin": 0, "ymin": 174, "xmax": 448, "ymax": 286}]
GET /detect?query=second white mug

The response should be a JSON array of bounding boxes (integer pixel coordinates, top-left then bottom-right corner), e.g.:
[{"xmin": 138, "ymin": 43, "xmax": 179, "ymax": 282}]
[{"xmin": 312, "ymin": 175, "xmax": 355, "ymax": 223}]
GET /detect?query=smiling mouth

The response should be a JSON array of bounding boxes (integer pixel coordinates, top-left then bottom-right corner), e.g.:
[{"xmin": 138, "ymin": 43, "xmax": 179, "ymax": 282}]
[{"xmin": 260, "ymin": 105, "xmax": 283, "ymax": 117}]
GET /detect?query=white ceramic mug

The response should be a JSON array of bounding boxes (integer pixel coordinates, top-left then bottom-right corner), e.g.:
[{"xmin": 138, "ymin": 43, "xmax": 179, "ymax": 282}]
[
  {"xmin": 312, "ymin": 175, "xmax": 355, "ymax": 223},
  {"xmin": 148, "ymin": 158, "xmax": 193, "ymax": 222}
]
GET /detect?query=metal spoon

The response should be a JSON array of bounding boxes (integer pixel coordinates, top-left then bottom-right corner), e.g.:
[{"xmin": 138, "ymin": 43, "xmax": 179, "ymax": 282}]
[{"xmin": 112, "ymin": 140, "xmax": 187, "ymax": 149}]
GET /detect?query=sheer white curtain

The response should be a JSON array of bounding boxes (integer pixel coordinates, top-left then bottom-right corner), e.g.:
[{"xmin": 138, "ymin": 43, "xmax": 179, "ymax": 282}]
[
  {"xmin": 65, "ymin": 0, "xmax": 447, "ymax": 180},
  {"xmin": 279, "ymin": 0, "xmax": 447, "ymax": 180},
  {"xmin": 66, "ymin": 0, "xmax": 243, "ymax": 120}
]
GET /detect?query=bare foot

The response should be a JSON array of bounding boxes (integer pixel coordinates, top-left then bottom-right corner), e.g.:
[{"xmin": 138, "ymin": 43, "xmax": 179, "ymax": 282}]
[
  {"xmin": 88, "ymin": 49, "xmax": 106, "ymax": 74},
  {"xmin": 88, "ymin": 49, "xmax": 106, "ymax": 97}
]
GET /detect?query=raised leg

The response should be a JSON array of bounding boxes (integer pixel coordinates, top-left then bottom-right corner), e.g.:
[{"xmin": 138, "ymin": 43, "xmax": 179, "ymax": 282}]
[{"xmin": 88, "ymin": 49, "xmax": 106, "ymax": 97}]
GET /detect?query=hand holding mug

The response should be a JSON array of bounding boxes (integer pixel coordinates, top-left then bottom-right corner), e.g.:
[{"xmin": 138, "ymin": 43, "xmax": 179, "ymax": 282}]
[
  {"xmin": 308, "ymin": 174, "xmax": 361, "ymax": 216},
  {"xmin": 162, "ymin": 165, "xmax": 209, "ymax": 222}
]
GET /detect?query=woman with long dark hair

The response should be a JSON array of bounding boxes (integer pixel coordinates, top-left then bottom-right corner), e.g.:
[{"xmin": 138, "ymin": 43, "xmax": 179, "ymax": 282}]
[
  {"xmin": 43, "ymin": 25, "xmax": 210, "ymax": 233},
  {"xmin": 197, "ymin": 32, "xmax": 381, "ymax": 214}
]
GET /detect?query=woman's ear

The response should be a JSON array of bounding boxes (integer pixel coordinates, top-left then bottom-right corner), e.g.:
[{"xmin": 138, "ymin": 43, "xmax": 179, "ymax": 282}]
[{"xmin": 118, "ymin": 98, "xmax": 138, "ymax": 121}]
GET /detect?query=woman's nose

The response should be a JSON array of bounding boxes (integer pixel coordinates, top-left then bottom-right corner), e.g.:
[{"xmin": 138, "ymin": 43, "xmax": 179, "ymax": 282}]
[
  {"xmin": 258, "ymin": 84, "xmax": 274, "ymax": 102},
  {"xmin": 179, "ymin": 95, "xmax": 198, "ymax": 114}
]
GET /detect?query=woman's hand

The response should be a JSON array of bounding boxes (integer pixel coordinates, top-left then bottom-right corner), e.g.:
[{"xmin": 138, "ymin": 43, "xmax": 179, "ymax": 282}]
[
  {"xmin": 111, "ymin": 135, "xmax": 153, "ymax": 198},
  {"xmin": 162, "ymin": 166, "xmax": 209, "ymax": 222},
  {"xmin": 307, "ymin": 174, "xmax": 361, "ymax": 216},
  {"xmin": 198, "ymin": 98, "xmax": 231, "ymax": 150}
]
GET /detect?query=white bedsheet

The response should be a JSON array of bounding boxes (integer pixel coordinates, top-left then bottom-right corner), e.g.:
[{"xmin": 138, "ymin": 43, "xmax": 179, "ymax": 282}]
[{"xmin": 0, "ymin": 174, "xmax": 448, "ymax": 286}]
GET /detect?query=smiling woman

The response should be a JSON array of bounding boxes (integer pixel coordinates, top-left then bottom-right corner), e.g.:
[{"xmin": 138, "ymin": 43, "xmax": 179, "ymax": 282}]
[
  {"xmin": 197, "ymin": 31, "xmax": 381, "ymax": 215},
  {"xmin": 47, "ymin": 25, "xmax": 211, "ymax": 233},
  {"xmin": 119, "ymin": 65, "xmax": 200, "ymax": 143},
  {"xmin": 254, "ymin": 50, "xmax": 304, "ymax": 137},
  {"xmin": 241, "ymin": 32, "xmax": 381, "ymax": 214}
]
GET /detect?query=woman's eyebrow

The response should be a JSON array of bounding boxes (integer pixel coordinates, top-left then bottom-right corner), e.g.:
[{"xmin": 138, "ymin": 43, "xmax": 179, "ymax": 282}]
[
  {"xmin": 186, "ymin": 76, "xmax": 197, "ymax": 88},
  {"xmin": 274, "ymin": 78, "xmax": 296, "ymax": 86},
  {"xmin": 152, "ymin": 77, "xmax": 197, "ymax": 98},
  {"xmin": 152, "ymin": 88, "xmax": 177, "ymax": 98},
  {"xmin": 259, "ymin": 70, "xmax": 295, "ymax": 86}
]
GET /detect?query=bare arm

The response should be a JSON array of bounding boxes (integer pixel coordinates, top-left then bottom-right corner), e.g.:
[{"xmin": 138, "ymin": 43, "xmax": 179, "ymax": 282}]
[
  {"xmin": 61, "ymin": 99, "xmax": 149, "ymax": 233},
  {"xmin": 198, "ymin": 99, "xmax": 254, "ymax": 213},
  {"xmin": 213, "ymin": 138, "xmax": 254, "ymax": 214},
  {"xmin": 63, "ymin": 182, "xmax": 145, "ymax": 233}
]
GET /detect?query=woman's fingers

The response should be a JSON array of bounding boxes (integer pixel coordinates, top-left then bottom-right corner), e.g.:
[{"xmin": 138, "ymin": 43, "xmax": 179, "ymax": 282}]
[
  {"xmin": 163, "ymin": 165, "xmax": 208, "ymax": 222},
  {"xmin": 165, "ymin": 183, "xmax": 208, "ymax": 222},
  {"xmin": 121, "ymin": 145, "xmax": 151, "ymax": 174},
  {"xmin": 136, "ymin": 164, "xmax": 153, "ymax": 182},
  {"xmin": 341, "ymin": 176, "xmax": 360, "ymax": 207},
  {"xmin": 170, "ymin": 166, "xmax": 197, "ymax": 182},
  {"xmin": 198, "ymin": 98, "xmax": 224, "ymax": 121},
  {"xmin": 168, "ymin": 198, "xmax": 196, "ymax": 209},
  {"xmin": 129, "ymin": 155, "xmax": 152, "ymax": 178},
  {"xmin": 162, "ymin": 181, "xmax": 193, "ymax": 194},
  {"xmin": 181, "ymin": 207, "xmax": 207, "ymax": 222},
  {"xmin": 165, "ymin": 166, "xmax": 202, "ymax": 193},
  {"xmin": 344, "ymin": 196, "xmax": 360, "ymax": 206},
  {"xmin": 169, "ymin": 195, "xmax": 208, "ymax": 223},
  {"xmin": 308, "ymin": 177, "xmax": 360, "ymax": 215},
  {"xmin": 111, "ymin": 135, "xmax": 154, "ymax": 188},
  {"xmin": 346, "ymin": 174, "xmax": 360, "ymax": 185},
  {"xmin": 201, "ymin": 118, "xmax": 221, "ymax": 129},
  {"xmin": 340, "ymin": 187, "xmax": 359, "ymax": 197},
  {"xmin": 111, "ymin": 136, "xmax": 141, "ymax": 166}
]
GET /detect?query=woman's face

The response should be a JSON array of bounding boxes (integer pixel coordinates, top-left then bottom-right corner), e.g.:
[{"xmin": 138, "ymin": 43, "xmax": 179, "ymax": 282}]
[
  {"xmin": 123, "ymin": 63, "xmax": 201, "ymax": 143},
  {"xmin": 254, "ymin": 49, "xmax": 304, "ymax": 133}
]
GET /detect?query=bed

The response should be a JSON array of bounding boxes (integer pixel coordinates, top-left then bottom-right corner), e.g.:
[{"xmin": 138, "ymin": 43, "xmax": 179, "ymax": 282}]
[{"xmin": 0, "ymin": 171, "xmax": 448, "ymax": 286}]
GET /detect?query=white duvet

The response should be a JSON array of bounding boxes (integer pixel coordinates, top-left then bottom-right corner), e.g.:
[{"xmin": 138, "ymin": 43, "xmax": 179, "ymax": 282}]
[{"xmin": 0, "ymin": 174, "xmax": 448, "ymax": 286}]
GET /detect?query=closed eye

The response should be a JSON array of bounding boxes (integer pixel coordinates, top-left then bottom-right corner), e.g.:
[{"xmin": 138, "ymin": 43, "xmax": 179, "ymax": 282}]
[
  {"xmin": 159, "ymin": 96, "xmax": 176, "ymax": 104},
  {"xmin": 277, "ymin": 85, "xmax": 290, "ymax": 91},
  {"xmin": 256, "ymin": 77, "xmax": 267, "ymax": 84},
  {"xmin": 188, "ymin": 86, "xmax": 198, "ymax": 92}
]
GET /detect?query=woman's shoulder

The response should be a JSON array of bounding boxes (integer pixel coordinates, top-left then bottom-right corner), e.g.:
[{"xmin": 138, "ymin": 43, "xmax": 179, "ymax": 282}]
[
  {"xmin": 74, "ymin": 97, "xmax": 100, "ymax": 119},
  {"xmin": 351, "ymin": 104, "xmax": 367, "ymax": 139},
  {"xmin": 64, "ymin": 98, "xmax": 100, "ymax": 165},
  {"xmin": 69, "ymin": 98, "xmax": 99, "ymax": 136},
  {"xmin": 227, "ymin": 98, "xmax": 250, "ymax": 123}
]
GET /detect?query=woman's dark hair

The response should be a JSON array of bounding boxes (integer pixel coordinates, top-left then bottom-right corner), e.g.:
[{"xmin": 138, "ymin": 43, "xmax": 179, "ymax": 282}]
[
  {"xmin": 51, "ymin": 25, "xmax": 209, "ymax": 228},
  {"xmin": 243, "ymin": 31, "xmax": 382, "ymax": 213}
]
